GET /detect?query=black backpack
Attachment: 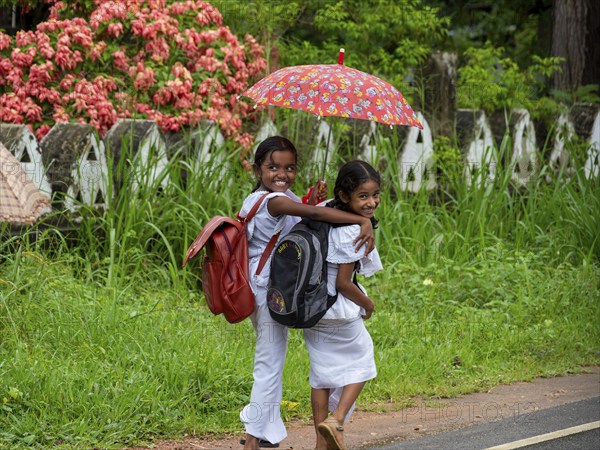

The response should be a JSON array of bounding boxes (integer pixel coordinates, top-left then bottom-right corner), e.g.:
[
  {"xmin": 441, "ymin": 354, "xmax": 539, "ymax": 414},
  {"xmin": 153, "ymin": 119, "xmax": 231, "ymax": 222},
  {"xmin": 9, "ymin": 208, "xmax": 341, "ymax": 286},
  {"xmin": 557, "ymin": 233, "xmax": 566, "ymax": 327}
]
[{"xmin": 266, "ymin": 217, "xmax": 337, "ymax": 328}]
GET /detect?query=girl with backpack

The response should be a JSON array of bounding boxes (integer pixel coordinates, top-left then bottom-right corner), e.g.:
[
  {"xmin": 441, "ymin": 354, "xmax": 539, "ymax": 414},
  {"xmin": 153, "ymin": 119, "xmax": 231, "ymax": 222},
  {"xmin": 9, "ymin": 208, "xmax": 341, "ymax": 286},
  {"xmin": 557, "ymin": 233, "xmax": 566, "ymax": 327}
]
[
  {"xmin": 239, "ymin": 137, "xmax": 376, "ymax": 450},
  {"xmin": 303, "ymin": 160, "xmax": 383, "ymax": 450}
]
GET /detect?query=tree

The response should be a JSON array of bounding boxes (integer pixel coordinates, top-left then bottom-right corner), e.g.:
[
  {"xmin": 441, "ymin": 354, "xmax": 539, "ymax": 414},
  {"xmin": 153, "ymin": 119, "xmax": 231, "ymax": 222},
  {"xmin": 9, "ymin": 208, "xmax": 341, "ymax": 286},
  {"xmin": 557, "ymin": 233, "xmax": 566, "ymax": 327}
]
[
  {"xmin": 212, "ymin": 0, "xmax": 449, "ymax": 98},
  {"xmin": 550, "ymin": 0, "xmax": 600, "ymax": 92},
  {"xmin": 427, "ymin": 0, "xmax": 554, "ymax": 68}
]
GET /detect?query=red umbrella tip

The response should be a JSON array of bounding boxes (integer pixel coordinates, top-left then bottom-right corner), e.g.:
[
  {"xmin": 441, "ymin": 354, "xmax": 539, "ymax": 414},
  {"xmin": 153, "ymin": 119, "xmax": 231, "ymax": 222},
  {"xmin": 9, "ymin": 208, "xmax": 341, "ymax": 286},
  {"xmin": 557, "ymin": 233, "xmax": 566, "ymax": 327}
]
[{"xmin": 338, "ymin": 48, "xmax": 345, "ymax": 65}]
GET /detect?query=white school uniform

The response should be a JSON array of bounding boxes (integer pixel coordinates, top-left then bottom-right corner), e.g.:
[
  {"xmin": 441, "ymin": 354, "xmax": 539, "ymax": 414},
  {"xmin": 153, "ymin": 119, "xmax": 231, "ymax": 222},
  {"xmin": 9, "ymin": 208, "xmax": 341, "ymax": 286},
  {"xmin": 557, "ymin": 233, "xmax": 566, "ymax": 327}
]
[
  {"xmin": 238, "ymin": 190, "xmax": 300, "ymax": 444},
  {"xmin": 303, "ymin": 224, "xmax": 383, "ymax": 422}
]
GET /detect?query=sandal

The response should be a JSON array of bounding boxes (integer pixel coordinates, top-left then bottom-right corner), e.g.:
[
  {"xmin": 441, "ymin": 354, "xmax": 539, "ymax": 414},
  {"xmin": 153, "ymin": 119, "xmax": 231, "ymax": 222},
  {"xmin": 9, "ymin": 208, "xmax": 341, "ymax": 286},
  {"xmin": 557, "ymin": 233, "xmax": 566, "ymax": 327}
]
[
  {"xmin": 317, "ymin": 416, "xmax": 346, "ymax": 450},
  {"xmin": 239, "ymin": 438, "xmax": 280, "ymax": 448}
]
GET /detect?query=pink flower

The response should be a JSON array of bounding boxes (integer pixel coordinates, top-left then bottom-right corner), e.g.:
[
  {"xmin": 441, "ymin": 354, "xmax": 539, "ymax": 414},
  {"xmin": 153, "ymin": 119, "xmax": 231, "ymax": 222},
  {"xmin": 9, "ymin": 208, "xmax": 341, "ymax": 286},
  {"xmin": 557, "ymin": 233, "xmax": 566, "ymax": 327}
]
[
  {"xmin": 52, "ymin": 106, "xmax": 69, "ymax": 123},
  {"xmin": 89, "ymin": 42, "xmax": 107, "ymax": 61},
  {"xmin": 35, "ymin": 125, "xmax": 51, "ymax": 141},
  {"xmin": 94, "ymin": 75, "xmax": 118, "ymax": 93},
  {"xmin": 22, "ymin": 97, "xmax": 43, "ymax": 123},
  {"xmin": 38, "ymin": 87, "xmax": 61, "ymax": 105},
  {"xmin": 107, "ymin": 22, "xmax": 124, "ymax": 37},
  {"xmin": 131, "ymin": 64, "xmax": 156, "ymax": 91},
  {"xmin": 0, "ymin": 32, "xmax": 10, "ymax": 51},
  {"xmin": 171, "ymin": 62, "xmax": 191, "ymax": 80},
  {"xmin": 5, "ymin": 65, "xmax": 24, "ymax": 89},
  {"xmin": 169, "ymin": 0, "xmax": 194, "ymax": 16},
  {"xmin": 194, "ymin": 2, "xmax": 223, "ymax": 26},
  {"xmin": 48, "ymin": 2, "xmax": 67, "ymax": 20},
  {"xmin": 28, "ymin": 61, "xmax": 53, "ymax": 87},
  {"xmin": 234, "ymin": 133, "xmax": 254, "ymax": 151},
  {"xmin": 145, "ymin": 37, "xmax": 170, "ymax": 62},
  {"xmin": 153, "ymin": 87, "xmax": 173, "ymax": 106},
  {"xmin": 0, "ymin": 93, "xmax": 24, "ymax": 123},
  {"xmin": 90, "ymin": 1, "xmax": 128, "ymax": 30},
  {"xmin": 112, "ymin": 50, "xmax": 130, "ymax": 71},
  {"xmin": 11, "ymin": 47, "xmax": 36, "ymax": 68},
  {"xmin": 15, "ymin": 30, "xmax": 36, "ymax": 47},
  {"xmin": 136, "ymin": 103, "xmax": 155, "ymax": 115},
  {"xmin": 0, "ymin": 0, "xmax": 265, "ymax": 148},
  {"xmin": 0, "ymin": 58, "xmax": 14, "ymax": 80}
]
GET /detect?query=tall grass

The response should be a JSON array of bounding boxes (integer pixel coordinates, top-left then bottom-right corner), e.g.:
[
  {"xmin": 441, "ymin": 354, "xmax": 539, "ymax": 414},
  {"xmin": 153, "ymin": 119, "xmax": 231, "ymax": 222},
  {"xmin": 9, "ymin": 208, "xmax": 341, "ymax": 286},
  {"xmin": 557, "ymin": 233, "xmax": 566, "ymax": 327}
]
[{"xmin": 1, "ymin": 115, "xmax": 599, "ymax": 449}]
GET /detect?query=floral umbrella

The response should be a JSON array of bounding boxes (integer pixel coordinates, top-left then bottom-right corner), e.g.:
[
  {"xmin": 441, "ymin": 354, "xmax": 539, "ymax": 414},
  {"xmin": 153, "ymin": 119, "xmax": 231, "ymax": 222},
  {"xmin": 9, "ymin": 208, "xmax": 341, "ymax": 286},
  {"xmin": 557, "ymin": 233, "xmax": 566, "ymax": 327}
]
[
  {"xmin": 0, "ymin": 142, "xmax": 51, "ymax": 225},
  {"xmin": 242, "ymin": 49, "xmax": 422, "ymax": 177}
]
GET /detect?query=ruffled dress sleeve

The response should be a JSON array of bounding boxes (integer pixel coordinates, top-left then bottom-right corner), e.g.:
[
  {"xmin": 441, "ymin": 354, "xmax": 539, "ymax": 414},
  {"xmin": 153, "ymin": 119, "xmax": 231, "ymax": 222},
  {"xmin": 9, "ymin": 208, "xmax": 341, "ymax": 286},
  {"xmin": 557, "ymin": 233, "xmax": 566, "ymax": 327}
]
[
  {"xmin": 326, "ymin": 225, "xmax": 383, "ymax": 275},
  {"xmin": 326, "ymin": 225, "xmax": 365, "ymax": 264}
]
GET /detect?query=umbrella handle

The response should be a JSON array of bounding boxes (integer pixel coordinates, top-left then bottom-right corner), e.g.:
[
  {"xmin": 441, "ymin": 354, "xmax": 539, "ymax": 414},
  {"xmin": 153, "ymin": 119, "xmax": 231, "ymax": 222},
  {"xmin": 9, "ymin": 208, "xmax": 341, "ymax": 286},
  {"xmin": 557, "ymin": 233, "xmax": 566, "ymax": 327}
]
[{"xmin": 321, "ymin": 118, "xmax": 332, "ymax": 181}]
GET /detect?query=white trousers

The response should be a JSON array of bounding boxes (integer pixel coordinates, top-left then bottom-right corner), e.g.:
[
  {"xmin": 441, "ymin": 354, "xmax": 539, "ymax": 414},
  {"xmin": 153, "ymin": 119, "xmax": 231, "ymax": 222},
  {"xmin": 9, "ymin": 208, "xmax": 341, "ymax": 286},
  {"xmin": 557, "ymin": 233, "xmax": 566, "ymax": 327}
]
[{"xmin": 240, "ymin": 289, "xmax": 289, "ymax": 444}]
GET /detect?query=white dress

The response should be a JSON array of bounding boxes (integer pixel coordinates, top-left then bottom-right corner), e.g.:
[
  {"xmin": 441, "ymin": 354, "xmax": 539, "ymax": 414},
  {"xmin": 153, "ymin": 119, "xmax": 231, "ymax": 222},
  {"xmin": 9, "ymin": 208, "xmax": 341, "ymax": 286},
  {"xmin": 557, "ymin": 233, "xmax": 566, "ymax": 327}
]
[
  {"xmin": 238, "ymin": 190, "xmax": 300, "ymax": 444},
  {"xmin": 303, "ymin": 224, "xmax": 383, "ymax": 422}
]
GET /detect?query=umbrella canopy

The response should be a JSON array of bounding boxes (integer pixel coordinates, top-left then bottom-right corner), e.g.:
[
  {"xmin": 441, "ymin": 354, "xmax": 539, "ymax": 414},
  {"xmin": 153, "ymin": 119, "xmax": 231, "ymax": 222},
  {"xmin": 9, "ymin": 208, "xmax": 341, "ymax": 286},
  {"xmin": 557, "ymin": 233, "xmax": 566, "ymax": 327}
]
[
  {"xmin": 243, "ymin": 49, "xmax": 422, "ymax": 129},
  {"xmin": 0, "ymin": 142, "xmax": 51, "ymax": 224}
]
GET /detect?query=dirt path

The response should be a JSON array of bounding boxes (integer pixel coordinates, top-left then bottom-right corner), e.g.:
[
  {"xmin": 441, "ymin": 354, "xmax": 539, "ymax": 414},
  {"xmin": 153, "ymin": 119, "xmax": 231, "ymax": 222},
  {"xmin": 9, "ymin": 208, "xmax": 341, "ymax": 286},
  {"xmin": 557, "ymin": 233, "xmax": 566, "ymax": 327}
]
[{"xmin": 130, "ymin": 366, "xmax": 599, "ymax": 450}]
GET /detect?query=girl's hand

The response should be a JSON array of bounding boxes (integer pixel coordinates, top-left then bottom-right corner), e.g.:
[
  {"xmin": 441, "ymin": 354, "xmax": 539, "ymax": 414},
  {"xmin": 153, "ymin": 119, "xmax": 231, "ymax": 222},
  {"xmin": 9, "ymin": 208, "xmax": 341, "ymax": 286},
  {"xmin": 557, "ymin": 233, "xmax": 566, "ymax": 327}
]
[
  {"xmin": 354, "ymin": 218, "xmax": 375, "ymax": 253},
  {"xmin": 362, "ymin": 299, "xmax": 375, "ymax": 320},
  {"xmin": 304, "ymin": 178, "xmax": 328, "ymax": 205}
]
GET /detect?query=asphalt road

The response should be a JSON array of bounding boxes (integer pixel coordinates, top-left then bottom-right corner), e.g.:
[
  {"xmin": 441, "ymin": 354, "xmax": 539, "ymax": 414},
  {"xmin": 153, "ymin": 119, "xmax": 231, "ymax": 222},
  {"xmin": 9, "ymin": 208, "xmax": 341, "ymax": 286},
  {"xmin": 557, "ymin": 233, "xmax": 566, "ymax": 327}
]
[{"xmin": 367, "ymin": 397, "xmax": 600, "ymax": 450}]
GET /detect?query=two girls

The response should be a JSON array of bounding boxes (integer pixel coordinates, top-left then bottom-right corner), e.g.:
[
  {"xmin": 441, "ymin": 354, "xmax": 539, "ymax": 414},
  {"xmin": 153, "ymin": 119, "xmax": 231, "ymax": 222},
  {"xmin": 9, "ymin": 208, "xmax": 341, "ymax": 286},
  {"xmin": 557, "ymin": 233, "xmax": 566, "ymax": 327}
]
[{"xmin": 239, "ymin": 137, "xmax": 376, "ymax": 450}]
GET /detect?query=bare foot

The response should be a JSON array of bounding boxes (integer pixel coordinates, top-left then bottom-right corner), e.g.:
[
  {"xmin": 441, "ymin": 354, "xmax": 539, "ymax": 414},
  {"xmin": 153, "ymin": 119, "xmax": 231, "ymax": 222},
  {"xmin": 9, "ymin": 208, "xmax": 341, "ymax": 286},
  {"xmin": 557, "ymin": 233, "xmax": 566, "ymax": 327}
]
[{"xmin": 315, "ymin": 436, "xmax": 329, "ymax": 450}]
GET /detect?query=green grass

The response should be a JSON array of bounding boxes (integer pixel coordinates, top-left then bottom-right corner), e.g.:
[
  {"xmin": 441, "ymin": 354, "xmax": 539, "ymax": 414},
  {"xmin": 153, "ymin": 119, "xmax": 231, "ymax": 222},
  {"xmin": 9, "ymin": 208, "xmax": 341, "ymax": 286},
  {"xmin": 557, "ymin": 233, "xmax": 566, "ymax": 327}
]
[
  {"xmin": 1, "ymin": 249, "xmax": 598, "ymax": 449},
  {"xmin": 1, "ymin": 119, "xmax": 600, "ymax": 449}
]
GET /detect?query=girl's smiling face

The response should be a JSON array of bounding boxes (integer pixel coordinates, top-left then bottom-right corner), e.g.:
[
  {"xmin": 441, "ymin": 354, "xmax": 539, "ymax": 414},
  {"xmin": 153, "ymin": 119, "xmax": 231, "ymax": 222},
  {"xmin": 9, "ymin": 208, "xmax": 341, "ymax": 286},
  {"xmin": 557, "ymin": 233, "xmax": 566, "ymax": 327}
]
[
  {"xmin": 340, "ymin": 180, "xmax": 381, "ymax": 218},
  {"xmin": 254, "ymin": 150, "xmax": 297, "ymax": 193}
]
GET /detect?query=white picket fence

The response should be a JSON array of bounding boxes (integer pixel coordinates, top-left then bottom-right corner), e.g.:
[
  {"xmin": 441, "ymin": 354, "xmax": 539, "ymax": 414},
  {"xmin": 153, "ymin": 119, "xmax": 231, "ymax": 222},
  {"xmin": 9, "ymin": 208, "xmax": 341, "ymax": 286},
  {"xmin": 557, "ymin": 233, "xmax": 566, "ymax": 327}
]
[{"xmin": 1, "ymin": 105, "xmax": 599, "ymax": 221}]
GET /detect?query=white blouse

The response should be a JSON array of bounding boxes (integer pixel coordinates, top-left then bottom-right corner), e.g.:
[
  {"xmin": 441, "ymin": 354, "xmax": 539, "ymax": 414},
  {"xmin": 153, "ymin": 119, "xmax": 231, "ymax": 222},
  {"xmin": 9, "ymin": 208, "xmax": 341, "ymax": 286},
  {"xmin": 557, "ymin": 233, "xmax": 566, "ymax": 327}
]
[{"xmin": 322, "ymin": 224, "xmax": 383, "ymax": 321}]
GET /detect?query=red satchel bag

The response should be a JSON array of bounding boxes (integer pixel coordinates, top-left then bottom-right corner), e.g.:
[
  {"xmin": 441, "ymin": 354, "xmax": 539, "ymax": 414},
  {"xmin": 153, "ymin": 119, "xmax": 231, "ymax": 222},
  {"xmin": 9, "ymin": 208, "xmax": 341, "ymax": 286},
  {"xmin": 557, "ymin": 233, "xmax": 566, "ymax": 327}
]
[{"xmin": 182, "ymin": 193, "xmax": 279, "ymax": 323}]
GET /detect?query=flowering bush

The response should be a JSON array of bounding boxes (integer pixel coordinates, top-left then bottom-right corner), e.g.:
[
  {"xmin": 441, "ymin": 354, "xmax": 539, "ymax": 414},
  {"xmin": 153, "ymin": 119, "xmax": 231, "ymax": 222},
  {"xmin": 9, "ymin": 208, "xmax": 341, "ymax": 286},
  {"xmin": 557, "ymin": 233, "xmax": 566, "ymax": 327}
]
[{"xmin": 0, "ymin": 0, "xmax": 266, "ymax": 146}]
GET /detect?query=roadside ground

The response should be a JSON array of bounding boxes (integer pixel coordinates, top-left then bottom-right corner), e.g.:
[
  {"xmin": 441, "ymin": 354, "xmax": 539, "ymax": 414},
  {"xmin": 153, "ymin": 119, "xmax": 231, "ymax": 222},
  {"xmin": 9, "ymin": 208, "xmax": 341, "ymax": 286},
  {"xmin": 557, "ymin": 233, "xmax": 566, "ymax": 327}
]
[{"xmin": 130, "ymin": 366, "xmax": 599, "ymax": 450}]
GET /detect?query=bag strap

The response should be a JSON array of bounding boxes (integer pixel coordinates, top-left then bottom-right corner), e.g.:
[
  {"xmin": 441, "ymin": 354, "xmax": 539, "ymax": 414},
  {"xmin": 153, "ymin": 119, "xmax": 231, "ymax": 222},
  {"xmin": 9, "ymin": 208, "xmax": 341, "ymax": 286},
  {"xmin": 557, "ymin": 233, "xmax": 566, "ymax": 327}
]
[
  {"xmin": 182, "ymin": 216, "xmax": 239, "ymax": 267},
  {"xmin": 256, "ymin": 231, "xmax": 281, "ymax": 276},
  {"xmin": 237, "ymin": 192, "xmax": 270, "ymax": 224},
  {"xmin": 237, "ymin": 192, "xmax": 281, "ymax": 276}
]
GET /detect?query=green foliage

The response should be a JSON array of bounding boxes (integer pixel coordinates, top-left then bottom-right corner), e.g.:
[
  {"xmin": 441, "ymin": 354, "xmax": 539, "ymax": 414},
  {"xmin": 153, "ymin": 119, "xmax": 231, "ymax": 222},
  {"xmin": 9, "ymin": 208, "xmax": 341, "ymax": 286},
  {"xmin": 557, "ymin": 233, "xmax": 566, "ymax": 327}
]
[
  {"xmin": 212, "ymin": 0, "xmax": 302, "ymax": 39},
  {"xmin": 457, "ymin": 42, "xmax": 563, "ymax": 117},
  {"xmin": 429, "ymin": 0, "xmax": 554, "ymax": 69},
  {"xmin": 280, "ymin": 0, "xmax": 448, "ymax": 91},
  {"xmin": 432, "ymin": 136, "xmax": 463, "ymax": 185},
  {"xmin": 551, "ymin": 84, "xmax": 600, "ymax": 105},
  {"xmin": 210, "ymin": 0, "xmax": 448, "ymax": 101}
]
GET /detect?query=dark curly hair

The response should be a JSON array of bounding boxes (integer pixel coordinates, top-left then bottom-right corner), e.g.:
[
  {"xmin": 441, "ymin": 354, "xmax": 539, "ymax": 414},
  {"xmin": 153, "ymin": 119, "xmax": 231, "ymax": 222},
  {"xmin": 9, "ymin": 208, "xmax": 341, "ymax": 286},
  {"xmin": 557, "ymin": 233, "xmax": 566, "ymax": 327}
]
[
  {"xmin": 329, "ymin": 160, "xmax": 381, "ymax": 228},
  {"xmin": 252, "ymin": 136, "xmax": 298, "ymax": 192}
]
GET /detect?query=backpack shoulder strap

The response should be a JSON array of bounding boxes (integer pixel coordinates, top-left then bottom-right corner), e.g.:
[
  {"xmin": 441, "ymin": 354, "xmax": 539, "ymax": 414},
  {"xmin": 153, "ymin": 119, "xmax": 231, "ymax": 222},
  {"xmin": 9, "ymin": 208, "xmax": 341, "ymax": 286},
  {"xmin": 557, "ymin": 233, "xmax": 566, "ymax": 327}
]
[
  {"xmin": 237, "ymin": 192, "xmax": 270, "ymax": 224},
  {"xmin": 236, "ymin": 192, "xmax": 280, "ymax": 276},
  {"xmin": 256, "ymin": 230, "xmax": 281, "ymax": 276},
  {"xmin": 182, "ymin": 216, "xmax": 240, "ymax": 267}
]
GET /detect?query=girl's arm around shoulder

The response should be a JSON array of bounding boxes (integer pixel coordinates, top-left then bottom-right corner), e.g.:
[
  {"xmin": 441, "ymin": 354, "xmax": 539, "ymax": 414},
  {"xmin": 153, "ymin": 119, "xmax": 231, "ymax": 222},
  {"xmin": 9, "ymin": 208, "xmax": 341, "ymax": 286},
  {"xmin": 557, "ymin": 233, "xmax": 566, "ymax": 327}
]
[
  {"xmin": 267, "ymin": 196, "xmax": 375, "ymax": 253},
  {"xmin": 336, "ymin": 263, "xmax": 375, "ymax": 320}
]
